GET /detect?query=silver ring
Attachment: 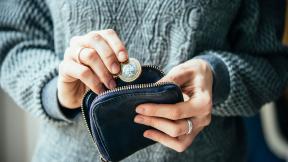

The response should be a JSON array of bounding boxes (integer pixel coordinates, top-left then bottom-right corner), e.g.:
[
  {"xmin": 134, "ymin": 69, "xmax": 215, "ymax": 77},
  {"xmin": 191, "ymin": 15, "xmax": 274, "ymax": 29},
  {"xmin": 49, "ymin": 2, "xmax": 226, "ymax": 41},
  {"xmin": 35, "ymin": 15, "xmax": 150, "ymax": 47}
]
[
  {"xmin": 186, "ymin": 119, "xmax": 193, "ymax": 135},
  {"xmin": 76, "ymin": 47, "xmax": 86, "ymax": 64}
]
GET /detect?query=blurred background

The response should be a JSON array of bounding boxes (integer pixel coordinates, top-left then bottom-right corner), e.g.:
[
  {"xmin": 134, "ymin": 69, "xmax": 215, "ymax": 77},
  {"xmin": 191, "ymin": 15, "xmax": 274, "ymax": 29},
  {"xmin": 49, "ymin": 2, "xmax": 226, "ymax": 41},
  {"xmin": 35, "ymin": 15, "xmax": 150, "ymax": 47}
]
[
  {"xmin": 0, "ymin": 88, "xmax": 287, "ymax": 162},
  {"xmin": 0, "ymin": 89, "xmax": 39, "ymax": 162}
]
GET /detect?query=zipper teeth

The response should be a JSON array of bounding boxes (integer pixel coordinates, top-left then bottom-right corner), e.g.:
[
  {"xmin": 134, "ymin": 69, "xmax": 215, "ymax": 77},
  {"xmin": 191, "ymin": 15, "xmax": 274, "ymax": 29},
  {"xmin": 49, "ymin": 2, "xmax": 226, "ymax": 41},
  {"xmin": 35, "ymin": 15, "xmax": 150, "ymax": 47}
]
[
  {"xmin": 96, "ymin": 81, "xmax": 171, "ymax": 98},
  {"xmin": 113, "ymin": 64, "xmax": 164, "ymax": 79},
  {"xmin": 80, "ymin": 92, "xmax": 103, "ymax": 159},
  {"xmin": 80, "ymin": 65, "xmax": 165, "ymax": 162},
  {"xmin": 94, "ymin": 65, "xmax": 165, "ymax": 102}
]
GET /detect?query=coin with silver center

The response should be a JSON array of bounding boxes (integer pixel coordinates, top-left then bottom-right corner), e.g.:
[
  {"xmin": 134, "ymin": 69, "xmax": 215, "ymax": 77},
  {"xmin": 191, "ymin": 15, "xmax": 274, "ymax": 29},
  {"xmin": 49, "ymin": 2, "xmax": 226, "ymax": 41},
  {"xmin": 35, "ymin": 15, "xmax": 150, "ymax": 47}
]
[{"xmin": 119, "ymin": 58, "xmax": 142, "ymax": 82}]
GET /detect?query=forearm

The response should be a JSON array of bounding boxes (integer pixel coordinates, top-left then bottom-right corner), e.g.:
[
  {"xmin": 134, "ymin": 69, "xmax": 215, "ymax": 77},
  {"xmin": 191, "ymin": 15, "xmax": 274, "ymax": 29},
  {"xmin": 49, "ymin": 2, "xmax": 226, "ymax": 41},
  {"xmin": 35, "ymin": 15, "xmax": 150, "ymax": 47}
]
[
  {"xmin": 0, "ymin": 41, "xmax": 62, "ymax": 121},
  {"xmin": 0, "ymin": 0, "xmax": 73, "ymax": 125}
]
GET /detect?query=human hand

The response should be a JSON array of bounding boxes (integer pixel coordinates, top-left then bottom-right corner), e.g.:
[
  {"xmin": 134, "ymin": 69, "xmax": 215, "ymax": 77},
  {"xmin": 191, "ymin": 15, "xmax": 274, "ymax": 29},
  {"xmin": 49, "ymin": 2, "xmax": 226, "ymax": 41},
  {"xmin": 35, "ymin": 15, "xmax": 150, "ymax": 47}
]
[
  {"xmin": 134, "ymin": 59, "xmax": 213, "ymax": 152},
  {"xmin": 58, "ymin": 29, "xmax": 128, "ymax": 109}
]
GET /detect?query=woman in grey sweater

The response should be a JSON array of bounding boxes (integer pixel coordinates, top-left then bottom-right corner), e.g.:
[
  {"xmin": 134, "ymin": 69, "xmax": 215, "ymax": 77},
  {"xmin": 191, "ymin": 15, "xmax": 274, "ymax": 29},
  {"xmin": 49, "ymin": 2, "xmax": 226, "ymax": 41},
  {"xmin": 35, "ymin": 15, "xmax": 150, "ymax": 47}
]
[{"xmin": 0, "ymin": 0, "xmax": 287, "ymax": 161}]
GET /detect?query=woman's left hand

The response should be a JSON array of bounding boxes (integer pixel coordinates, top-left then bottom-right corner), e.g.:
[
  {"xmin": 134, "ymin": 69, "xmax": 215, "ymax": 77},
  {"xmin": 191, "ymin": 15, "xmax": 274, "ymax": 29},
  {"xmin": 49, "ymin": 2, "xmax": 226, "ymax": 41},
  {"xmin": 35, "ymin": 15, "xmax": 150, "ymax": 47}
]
[{"xmin": 134, "ymin": 59, "xmax": 213, "ymax": 152}]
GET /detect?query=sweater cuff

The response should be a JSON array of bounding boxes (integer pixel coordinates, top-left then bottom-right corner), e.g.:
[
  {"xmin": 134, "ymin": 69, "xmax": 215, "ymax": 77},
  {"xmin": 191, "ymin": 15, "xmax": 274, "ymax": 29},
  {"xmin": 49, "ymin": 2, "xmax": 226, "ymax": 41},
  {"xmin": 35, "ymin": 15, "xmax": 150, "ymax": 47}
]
[
  {"xmin": 41, "ymin": 76, "xmax": 80, "ymax": 122},
  {"xmin": 194, "ymin": 53, "xmax": 230, "ymax": 104}
]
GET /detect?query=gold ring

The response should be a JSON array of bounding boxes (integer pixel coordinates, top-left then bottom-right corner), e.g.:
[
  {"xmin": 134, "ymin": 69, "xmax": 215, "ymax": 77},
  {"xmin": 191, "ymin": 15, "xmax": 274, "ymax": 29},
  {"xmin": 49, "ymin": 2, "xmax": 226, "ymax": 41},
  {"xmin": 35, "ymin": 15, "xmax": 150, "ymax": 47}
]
[{"xmin": 76, "ymin": 47, "xmax": 86, "ymax": 64}]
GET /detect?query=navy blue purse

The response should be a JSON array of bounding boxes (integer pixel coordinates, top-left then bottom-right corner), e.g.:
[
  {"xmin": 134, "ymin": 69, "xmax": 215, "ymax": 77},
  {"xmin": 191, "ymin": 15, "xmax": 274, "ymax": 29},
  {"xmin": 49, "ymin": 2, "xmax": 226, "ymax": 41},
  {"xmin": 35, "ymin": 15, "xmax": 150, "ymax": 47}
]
[{"xmin": 81, "ymin": 65, "xmax": 183, "ymax": 162}]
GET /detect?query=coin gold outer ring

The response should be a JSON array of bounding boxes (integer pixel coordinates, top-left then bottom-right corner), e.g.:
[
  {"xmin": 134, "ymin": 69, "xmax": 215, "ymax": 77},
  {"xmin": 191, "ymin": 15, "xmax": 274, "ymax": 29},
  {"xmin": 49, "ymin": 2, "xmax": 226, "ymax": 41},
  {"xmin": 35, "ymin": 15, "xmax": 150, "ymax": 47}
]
[{"xmin": 118, "ymin": 58, "xmax": 142, "ymax": 82}]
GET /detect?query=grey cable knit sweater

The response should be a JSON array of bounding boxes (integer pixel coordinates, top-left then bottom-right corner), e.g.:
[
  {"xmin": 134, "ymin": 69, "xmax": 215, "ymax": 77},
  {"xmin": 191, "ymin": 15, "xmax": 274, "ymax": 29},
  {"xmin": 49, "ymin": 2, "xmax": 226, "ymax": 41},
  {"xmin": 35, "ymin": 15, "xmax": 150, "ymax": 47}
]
[{"xmin": 0, "ymin": 0, "xmax": 288, "ymax": 162}]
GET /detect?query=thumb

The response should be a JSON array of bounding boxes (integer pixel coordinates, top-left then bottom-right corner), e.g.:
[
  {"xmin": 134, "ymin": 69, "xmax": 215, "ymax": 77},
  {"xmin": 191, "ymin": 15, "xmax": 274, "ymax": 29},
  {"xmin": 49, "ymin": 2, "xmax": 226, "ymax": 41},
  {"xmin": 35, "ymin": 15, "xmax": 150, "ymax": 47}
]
[
  {"xmin": 157, "ymin": 71, "xmax": 190, "ymax": 102},
  {"xmin": 157, "ymin": 70, "xmax": 189, "ymax": 86}
]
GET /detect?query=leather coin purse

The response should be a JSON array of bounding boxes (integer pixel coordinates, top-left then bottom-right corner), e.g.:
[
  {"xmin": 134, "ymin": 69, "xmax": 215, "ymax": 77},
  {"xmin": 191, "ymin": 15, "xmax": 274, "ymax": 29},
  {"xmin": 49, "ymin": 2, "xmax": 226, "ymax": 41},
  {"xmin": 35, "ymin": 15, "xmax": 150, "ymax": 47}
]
[{"xmin": 81, "ymin": 64, "xmax": 184, "ymax": 162}]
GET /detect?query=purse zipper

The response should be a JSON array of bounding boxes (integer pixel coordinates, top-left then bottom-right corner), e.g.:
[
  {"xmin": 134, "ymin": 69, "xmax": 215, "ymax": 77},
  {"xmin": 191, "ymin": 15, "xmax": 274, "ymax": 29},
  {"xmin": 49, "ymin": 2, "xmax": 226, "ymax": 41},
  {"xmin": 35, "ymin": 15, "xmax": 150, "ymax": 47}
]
[
  {"xmin": 81, "ymin": 90, "xmax": 110, "ymax": 162},
  {"xmin": 80, "ymin": 65, "xmax": 167, "ymax": 162}
]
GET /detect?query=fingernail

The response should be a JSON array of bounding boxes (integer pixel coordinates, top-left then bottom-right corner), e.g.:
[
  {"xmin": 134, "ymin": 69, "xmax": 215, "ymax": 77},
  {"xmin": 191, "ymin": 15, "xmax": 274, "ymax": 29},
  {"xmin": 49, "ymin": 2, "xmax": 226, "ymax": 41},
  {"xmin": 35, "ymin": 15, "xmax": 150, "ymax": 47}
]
[
  {"xmin": 111, "ymin": 62, "xmax": 120, "ymax": 74},
  {"xmin": 136, "ymin": 106, "xmax": 145, "ymax": 114},
  {"xmin": 108, "ymin": 79, "xmax": 116, "ymax": 89},
  {"xmin": 119, "ymin": 51, "xmax": 128, "ymax": 62},
  {"xmin": 134, "ymin": 116, "xmax": 144, "ymax": 123}
]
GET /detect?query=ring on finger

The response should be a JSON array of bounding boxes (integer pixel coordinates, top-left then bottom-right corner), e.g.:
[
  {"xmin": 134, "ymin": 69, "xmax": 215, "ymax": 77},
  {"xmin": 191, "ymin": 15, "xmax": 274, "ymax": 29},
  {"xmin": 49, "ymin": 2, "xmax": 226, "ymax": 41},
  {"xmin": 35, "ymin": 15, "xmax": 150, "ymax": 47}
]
[
  {"xmin": 186, "ymin": 119, "xmax": 193, "ymax": 135},
  {"xmin": 76, "ymin": 47, "xmax": 86, "ymax": 64}
]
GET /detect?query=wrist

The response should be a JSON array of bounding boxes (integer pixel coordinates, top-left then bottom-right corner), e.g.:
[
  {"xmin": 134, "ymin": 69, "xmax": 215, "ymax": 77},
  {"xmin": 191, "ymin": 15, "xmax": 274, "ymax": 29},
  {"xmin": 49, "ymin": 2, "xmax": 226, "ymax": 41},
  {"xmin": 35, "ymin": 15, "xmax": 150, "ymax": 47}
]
[
  {"xmin": 42, "ymin": 76, "xmax": 80, "ymax": 121},
  {"xmin": 56, "ymin": 88, "xmax": 81, "ymax": 119},
  {"xmin": 193, "ymin": 53, "xmax": 230, "ymax": 104},
  {"xmin": 57, "ymin": 79, "xmax": 83, "ymax": 109}
]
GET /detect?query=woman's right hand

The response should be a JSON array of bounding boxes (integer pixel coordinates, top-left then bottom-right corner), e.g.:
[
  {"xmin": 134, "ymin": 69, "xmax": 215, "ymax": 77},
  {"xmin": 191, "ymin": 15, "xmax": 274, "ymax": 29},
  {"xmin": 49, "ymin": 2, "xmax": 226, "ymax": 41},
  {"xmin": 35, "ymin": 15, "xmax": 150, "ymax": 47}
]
[{"xmin": 57, "ymin": 29, "xmax": 128, "ymax": 109}]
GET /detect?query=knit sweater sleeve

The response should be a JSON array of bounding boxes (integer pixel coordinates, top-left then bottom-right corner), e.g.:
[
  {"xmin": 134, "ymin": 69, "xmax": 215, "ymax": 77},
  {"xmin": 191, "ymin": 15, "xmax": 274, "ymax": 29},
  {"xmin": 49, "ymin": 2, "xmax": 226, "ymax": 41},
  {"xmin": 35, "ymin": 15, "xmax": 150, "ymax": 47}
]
[
  {"xmin": 0, "ymin": 0, "xmax": 70, "ymax": 124},
  {"xmin": 196, "ymin": 0, "xmax": 288, "ymax": 117}
]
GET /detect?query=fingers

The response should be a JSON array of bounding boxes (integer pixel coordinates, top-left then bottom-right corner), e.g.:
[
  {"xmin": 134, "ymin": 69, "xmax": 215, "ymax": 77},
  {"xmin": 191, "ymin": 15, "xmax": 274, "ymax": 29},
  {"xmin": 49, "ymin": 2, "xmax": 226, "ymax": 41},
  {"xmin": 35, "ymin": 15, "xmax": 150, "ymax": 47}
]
[
  {"xmin": 65, "ymin": 47, "xmax": 116, "ymax": 89},
  {"xmin": 69, "ymin": 29, "xmax": 128, "ymax": 75},
  {"xmin": 134, "ymin": 115, "xmax": 211, "ymax": 138},
  {"xmin": 136, "ymin": 96, "xmax": 212, "ymax": 120},
  {"xmin": 135, "ymin": 60, "xmax": 213, "ymax": 152},
  {"xmin": 65, "ymin": 29, "xmax": 128, "ymax": 90},
  {"xmin": 144, "ymin": 129, "xmax": 191, "ymax": 152},
  {"xmin": 134, "ymin": 115, "xmax": 188, "ymax": 137},
  {"xmin": 157, "ymin": 64, "xmax": 193, "ymax": 86},
  {"xmin": 96, "ymin": 29, "xmax": 128, "ymax": 62},
  {"xmin": 85, "ymin": 33, "xmax": 120, "ymax": 74},
  {"xmin": 143, "ymin": 128, "xmax": 201, "ymax": 152},
  {"xmin": 134, "ymin": 113, "xmax": 209, "ymax": 152},
  {"xmin": 136, "ymin": 102, "xmax": 189, "ymax": 120},
  {"xmin": 59, "ymin": 60, "xmax": 105, "ymax": 94}
]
